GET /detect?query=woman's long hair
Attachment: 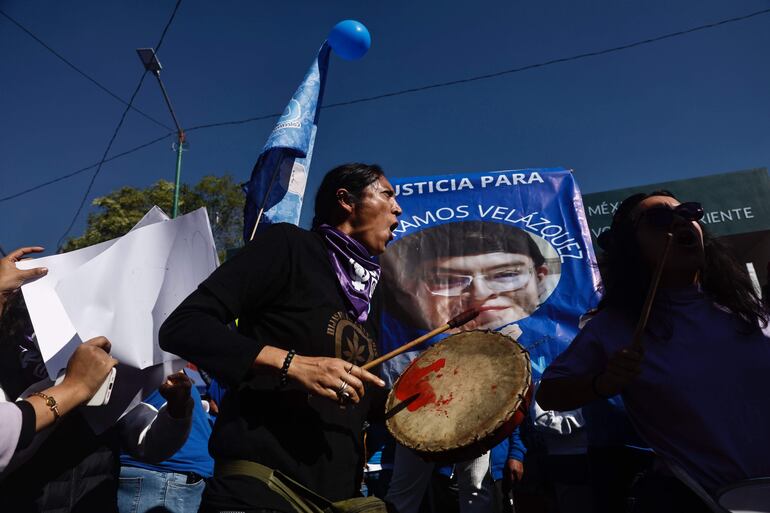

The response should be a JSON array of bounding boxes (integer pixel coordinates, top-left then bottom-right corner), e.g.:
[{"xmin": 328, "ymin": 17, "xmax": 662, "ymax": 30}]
[{"xmin": 597, "ymin": 190, "xmax": 768, "ymax": 328}]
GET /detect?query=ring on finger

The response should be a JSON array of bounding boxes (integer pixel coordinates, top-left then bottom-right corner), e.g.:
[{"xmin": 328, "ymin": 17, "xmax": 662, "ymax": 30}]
[
  {"xmin": 337, "ymin": 380, "xmax": 349, "ymax": 395},
  {"xmin": 346, "ymin": 363, "xmax": 354, "ymax": 374}
]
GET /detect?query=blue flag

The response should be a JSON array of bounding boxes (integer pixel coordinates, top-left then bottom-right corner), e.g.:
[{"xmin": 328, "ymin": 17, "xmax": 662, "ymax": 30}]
[{"xmin": 242, "ymin": 43, "xmax": 331, "ymax": 241}]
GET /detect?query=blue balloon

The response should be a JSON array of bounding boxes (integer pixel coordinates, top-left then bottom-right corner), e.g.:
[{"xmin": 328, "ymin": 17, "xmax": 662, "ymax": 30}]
[{"xmin": 328, "ymin": 20, "xmax": 371, "ymax": 60}]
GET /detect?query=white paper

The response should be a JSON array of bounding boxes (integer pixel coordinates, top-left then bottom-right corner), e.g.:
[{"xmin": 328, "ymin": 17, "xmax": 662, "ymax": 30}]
[
  {"xmin": 17, "ymin": 207, "xmax": 216, "ymax": 433},
  {"xmin": 19, "ymin": 207, "xmax": 170, "ymax": 378},
  {"xmin": 54, "ymin": 208, "xmax": 218, "ymax": 369}
]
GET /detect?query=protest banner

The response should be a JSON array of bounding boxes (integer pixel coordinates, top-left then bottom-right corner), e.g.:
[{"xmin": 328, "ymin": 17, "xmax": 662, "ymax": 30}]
[{"xmin": 380, "ymin": 168, "xmax": 601, "ymax": 384}]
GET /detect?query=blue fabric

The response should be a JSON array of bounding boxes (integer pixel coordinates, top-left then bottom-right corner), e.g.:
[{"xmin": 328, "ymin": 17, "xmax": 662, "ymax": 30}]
[
  {"xmin": 242, "ymin": 43, "xmax": 330, "ymax": 239},
  {"xmin": 120, "ymin": 383, "xmax": 215, "ymax": 477},
  {"xmin": 544, "ymin": 287, "xmax": 770, "ymax": 492},
  {"xmin": 490, "ymin": 426, "xmax": 526, "ymax": 481},
  {"xmin": 117, "ymin": 466, "xmax": 205, "ymax": 513},
  {"xmin": 582, "ymin": 396, "xmax": 651, "ymax": 450},
  {"xmin": 206, "ymin": 378, "xmax": 226, "ymax": 407},
  {"xmin": 365, "ymin": 422, "xmax": 395, "ymax": 469}
]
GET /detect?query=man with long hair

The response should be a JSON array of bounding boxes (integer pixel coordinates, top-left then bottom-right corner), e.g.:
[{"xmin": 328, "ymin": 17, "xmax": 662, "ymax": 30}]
[
  {"xmin": 537, "ymin": 191, "xmax": 770, "ymax": 512},
  {"xmin": 161, "ymin": 163, "xmax": 401, "ymax": 513}
]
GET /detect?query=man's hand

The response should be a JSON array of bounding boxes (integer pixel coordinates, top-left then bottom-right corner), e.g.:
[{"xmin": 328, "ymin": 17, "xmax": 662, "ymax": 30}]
[
  {"xmin": 160, "ymin": 371, "xmax": 192, "ymax": 418},
  {"xmin": 594, "ymin": 346, "xmax": 644, "ymax": 398},
  {"xmin": 507, "ymin": 458, "xmax": 524, "ymax": 483},
  {"xmin": 0, "ymin": 246, "xmax": 47, "ymax": 301},
  {"xmin": 288, "ymin": 356, "xmax": 385, "ymax": 404}
]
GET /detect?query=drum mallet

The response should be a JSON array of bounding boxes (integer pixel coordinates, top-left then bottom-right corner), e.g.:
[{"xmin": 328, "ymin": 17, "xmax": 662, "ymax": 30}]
[
  {"xmin": 630, "ymin": 232, "xmax": 673, "ymax": 350},
  {"xmin": 362, "ymin": 308, "xmax": 480, "ymax": 371}
]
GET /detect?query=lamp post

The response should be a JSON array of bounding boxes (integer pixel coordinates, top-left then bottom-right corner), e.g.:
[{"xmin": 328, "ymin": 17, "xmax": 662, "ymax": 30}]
[{"xmin": 136, "ymin": 48, "xmax": 185, "ymax": 218}]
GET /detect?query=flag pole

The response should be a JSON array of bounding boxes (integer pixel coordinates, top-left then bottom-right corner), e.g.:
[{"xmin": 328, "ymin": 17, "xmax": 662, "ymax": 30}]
[{"xmin": 248, "ymin": 160, "xmax": 284, "ymax": 241}]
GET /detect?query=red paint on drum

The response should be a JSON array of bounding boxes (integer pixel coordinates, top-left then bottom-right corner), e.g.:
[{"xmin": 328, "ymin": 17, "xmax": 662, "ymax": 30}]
[{"xmin": 395, "ymin": 358, "xmax": 446, "ymax": 412}]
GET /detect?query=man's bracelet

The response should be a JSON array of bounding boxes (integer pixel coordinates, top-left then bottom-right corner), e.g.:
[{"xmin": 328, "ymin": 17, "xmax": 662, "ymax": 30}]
[
  {"xmin": 279, "ymin": 349, "xmax": 296, "ymax": 389},
  {"xmin": 591, "ymin": 374, "xmax": 612, "ymax": 399},
  {"xmin": 30, "ymin": 392, "xmax": 61, "ymax": 421}
]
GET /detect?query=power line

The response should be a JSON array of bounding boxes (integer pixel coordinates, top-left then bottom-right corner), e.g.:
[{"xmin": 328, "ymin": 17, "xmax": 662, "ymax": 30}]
[
  {"xmin": 188, "ymin": 6, "xmax": 770, "ymax": 130},
  {"xmin": 186, "ymin": 112, "xmax": 281, "ymax": 133},
  {"xmin": 4, "ymin": 6, "xmax": 769, "ymax": 204},
  {"xmin": 55, "ymin": 73, "xmax": 151, "ymax": 250},
  {"xmin": 0, "ymin": 134, "xmax": 172, "ymax": 202},
  {"xmin": 56, "ymin": 0, "xmax": 183, "ymax": 250},
  {"xmin": 0, "ymin": 8, "xmax": 173, "ymax": 132}
]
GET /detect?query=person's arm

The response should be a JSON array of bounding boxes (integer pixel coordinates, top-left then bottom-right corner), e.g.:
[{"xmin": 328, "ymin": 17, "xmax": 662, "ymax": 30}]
[
  {"xmin": 159, "ymin": 226, "xmax": 384, "ymax": 402},
  {"xmin": 159, "ymin": 287, "xmax": 264, "ymax": 387},
  {"xmin": 0, "ymin": 337, "xmax": 117, "ymax": 474},
  {"xmin": 537, "ymin": 315, "xmax": 637, "ymax": 412},
  {"xmin": 536, "ymin": 376, "xmax": 600, "ymax": 412},
  {"xmin": 537, "ymin": 347, "xmax": 643, "ymax": 412},
  {"xmin": 506, "ymin": 426, "xmax": 526, "ymax": 483},
  {"xmin": 160, "ymin": 226, "xmax": 298, "ymax": 387},
  {"xmin": 22, "ymin": 337, "xmax": 118, "ymax": 431},
  {"xmin": 118, "ymin": 372, "xmax": 193, "ymax": 463},
  {"xmin": 508, "ymin": 426, "xmax": 526, "ymax": 462},
  {"xmin": 161, "ymin": 288, "xmax": 384, "ymax": 403},
  {"xmin": 0, "ymin": 402, "xmax": 33, "ymax": 473}
]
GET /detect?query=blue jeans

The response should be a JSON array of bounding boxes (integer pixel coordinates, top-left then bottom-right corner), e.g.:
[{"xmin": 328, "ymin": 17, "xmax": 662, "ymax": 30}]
[{"xmin": 118, "ymin": 466, "xmax": 206, "ymax": 513}]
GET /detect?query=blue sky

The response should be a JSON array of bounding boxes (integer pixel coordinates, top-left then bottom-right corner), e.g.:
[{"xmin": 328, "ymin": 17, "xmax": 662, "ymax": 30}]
[{"xmin": 2, "ymin": 1, "xmax": 769, "ymax": 254}]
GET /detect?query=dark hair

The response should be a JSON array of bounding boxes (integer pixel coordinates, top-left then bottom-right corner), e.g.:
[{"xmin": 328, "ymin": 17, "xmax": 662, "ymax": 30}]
[
  {"xmin": 312, "ymin": 163, "xmax": 384, "ymax": 229},
  {"xmin": 0, "ymin": 293, "xmax": 30, "ymax": 340},
  {"xmin": 597, "ymin": 190, "xmax": 768, "ymax": 328},
  {"xmin": 388, "ymin": 221, "xmax": 546, "ymax": 268},
  {"xmin": 381, "ymin": 221, "xmax": 547, "ymax": 329}
]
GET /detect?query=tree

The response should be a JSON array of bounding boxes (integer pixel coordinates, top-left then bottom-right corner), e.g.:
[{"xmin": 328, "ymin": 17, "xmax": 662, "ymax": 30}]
[{"xmin": 63, "ymin": 175, "xmax": 244, "ymax": 260}]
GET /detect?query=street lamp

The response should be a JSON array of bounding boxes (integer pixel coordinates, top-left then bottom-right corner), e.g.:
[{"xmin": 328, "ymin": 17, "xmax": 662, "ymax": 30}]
[{"xmin": 137, "ymin": 47, "xmax": 186, "ymax": 218}]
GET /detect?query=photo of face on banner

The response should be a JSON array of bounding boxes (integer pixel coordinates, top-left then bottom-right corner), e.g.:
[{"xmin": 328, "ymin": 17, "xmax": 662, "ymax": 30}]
[{"xmin": 382, "ymin": 221, "xmax": 561, "ymax": 332}]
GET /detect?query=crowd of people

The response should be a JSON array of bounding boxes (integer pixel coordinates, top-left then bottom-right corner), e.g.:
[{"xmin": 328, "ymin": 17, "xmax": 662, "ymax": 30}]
[{"xmin": 0, "ymin": 163, "xmax": 768, "ymax": 513}]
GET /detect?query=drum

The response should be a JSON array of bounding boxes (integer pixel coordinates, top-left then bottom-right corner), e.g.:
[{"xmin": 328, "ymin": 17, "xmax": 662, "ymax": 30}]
[{"xmin": 385, "ymin": 330, "xmax": 531, "ymax": 463}]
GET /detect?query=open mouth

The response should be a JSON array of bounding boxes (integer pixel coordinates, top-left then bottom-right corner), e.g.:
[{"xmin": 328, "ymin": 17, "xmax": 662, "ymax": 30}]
[{"xmin": 388, "ymin": 222, "xmax": 398, "ymax": 240}]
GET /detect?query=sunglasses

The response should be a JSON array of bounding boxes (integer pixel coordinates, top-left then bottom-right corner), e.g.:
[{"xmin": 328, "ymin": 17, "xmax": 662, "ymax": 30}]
[{"xmin": 636, "ymin": 201, "xmax": 704, "ymax": 229}]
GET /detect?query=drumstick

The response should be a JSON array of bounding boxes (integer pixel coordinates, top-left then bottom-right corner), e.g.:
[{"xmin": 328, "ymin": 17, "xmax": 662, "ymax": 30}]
[
  {"xmin": 362, "ymin": 308, "xmax": 480, "ymax": 370},
  {"xmin": 630, "ymin": 232, "xmax": 673, "ymax": 350}
]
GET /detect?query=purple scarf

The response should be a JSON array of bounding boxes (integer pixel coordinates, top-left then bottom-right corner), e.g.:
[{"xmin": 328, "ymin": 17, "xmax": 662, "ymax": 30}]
[{"xmin": 316, "ymin": 224, "xmax": 381, "ymax": 323}]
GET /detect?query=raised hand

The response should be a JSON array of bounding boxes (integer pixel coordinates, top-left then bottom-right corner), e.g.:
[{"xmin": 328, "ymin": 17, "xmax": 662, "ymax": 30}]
[
  {"xmin": 159, "ymin": 371, "xmax": 193, "ymax": 418},
  {"xmin": 0, "ymin": 246, "xmax": 48, "ymax": 302},
  {"xmin": 594, "ymin": 346, "xmax": 644, "ymax": 398}
]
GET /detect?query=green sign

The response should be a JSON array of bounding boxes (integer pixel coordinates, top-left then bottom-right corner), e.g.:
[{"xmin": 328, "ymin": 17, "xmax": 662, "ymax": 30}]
[{"xmin": 582, "ymin": 168, "xmax": 770, "ymax": 241}]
